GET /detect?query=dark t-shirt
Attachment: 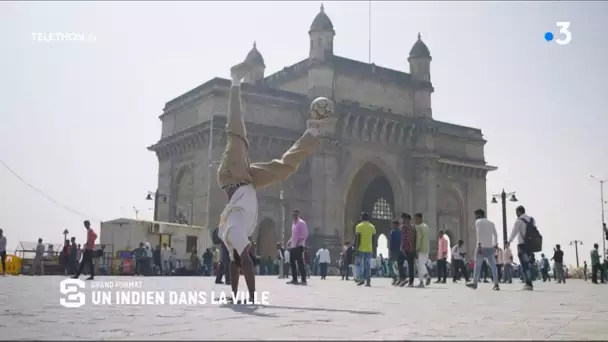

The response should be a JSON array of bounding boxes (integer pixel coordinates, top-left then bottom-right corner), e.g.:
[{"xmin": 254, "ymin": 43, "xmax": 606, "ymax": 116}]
[
  {"xmin": 70, "ymin": 244, "xmax": 78, "ymax": 260},
  {"xmin": 553, "ymin": 250, "xmax": 564, "ymax": 263},
  {"xmin": 203, "ymin": 251, "xmax": 213, "ymax": 264},
  {"xmin": 389, "ymin": 229, "xmax": 402, "ymax": 254},
  {"xmin": 153, "ymin": 249, "xmax": 161, "ymax": 265},
  {"xmin": 345, "ymin": 246, "xmax": 354, "ymax": 264},
  {"xmin": 133, "ymin": 247, "xmax": 145, "ymax": 260}
]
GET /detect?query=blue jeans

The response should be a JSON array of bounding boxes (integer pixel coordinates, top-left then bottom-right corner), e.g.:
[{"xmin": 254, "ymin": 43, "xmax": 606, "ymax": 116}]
[
  {"xmin": 517, "ymin": 244, "xmax": 533, "ymax": 286},
  {"xmin": 358, "ymin": 252, "xmax": 372, "ymax": 281},
  {"xmin": 473, "ymin": 247, "xmax": 498, "ymax": 284}
]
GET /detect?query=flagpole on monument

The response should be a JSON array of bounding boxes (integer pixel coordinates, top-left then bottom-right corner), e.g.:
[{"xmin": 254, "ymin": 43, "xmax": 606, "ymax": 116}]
[{"xmin": 368, "ymin": 0, "xmax": 372, "ymax": 64}]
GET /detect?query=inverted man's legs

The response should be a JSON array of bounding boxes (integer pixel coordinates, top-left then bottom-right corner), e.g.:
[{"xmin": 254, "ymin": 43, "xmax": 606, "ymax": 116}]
[{"xmin": 218, "ymin": 58, "xmax": 330, "ymax": 300}]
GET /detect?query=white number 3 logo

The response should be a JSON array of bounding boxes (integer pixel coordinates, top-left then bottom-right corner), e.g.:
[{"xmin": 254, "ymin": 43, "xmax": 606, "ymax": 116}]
[{"xmin": 555, "ymin": 22, "xmax": 572, "ymax": 45}]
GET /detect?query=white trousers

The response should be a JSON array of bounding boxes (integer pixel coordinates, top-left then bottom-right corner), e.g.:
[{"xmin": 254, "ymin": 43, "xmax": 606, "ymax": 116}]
[
  {"xmin": 417, "ymin": 252, "xmax": 429, "ymax": 283},
  {"xmin": 219, "ymin": 184, "xmax": 258, "ymax": 259}
]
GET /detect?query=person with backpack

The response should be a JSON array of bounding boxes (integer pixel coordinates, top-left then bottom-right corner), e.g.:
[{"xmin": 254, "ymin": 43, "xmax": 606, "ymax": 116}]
[{"xmin": 506, "ymin": 205, "xmax": 542, "ymax": 291}]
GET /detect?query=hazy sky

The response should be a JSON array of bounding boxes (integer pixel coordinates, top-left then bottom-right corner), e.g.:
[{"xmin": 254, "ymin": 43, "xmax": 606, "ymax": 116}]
[{"xmin": 1, "ymin": 1, "xmax": 606, "ymax": 265}]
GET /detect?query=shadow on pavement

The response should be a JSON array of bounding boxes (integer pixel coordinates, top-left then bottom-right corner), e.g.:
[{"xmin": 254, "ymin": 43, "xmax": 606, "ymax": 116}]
[
  {"xmin": 222, "ymin": 303, "xmax": 382, "ymax": 317},
  {"xmin": 224, "ymin": 304, "xmax": 277, "ymax": 317}
]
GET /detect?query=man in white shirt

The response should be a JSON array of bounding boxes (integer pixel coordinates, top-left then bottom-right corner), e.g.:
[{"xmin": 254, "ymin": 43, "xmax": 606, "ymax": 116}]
[
  {"xmin": 506, "ymin": 205, "xmax": 534, "ymax": 290},
  {"xmin": 451, "ymin": 240, "xmax": 469, "ymax": 283},
  {"xmin": 316, "ymin": 247, "xmax": 331, "ymax": 279},
  {"xmin": 160, "ymin": 243, "xmax": 172, "ymax": 276},
  {"xmin": 466, "ymin": 209, "xmax": 500, "ymax": 290},
  {"xmin": 503, "ymin": 247, "xmax": 514, "ymax": 283},
  {"xmin": 32, "ymin": 238, "xmax": 45, "ymax": 275}
]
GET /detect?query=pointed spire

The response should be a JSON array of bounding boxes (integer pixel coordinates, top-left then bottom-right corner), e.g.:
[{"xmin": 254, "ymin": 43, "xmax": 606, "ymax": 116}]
[
  {"xmin": 310, "ymin": 3, "xmax": 334, "ymax": 33},
  {"xmin": 246, "ymin": 40, "xmax": 265, "ymax": 67},
  {"xmin": 409, "ymin": 32, "xmax": 431, "ymax": 58}
]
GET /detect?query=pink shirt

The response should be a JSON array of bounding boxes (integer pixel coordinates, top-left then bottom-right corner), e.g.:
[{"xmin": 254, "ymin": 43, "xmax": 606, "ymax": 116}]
[
  {"xmin": 289, "ymin": 218, "xmax": 308, "ymax": 248},
  {"xmin": 86, "ymin": 229, "xmax": 97, "ymax": 251},
  {"xmin": 437, "ymin": 236, "xmax": 448, "ymax": 260}
]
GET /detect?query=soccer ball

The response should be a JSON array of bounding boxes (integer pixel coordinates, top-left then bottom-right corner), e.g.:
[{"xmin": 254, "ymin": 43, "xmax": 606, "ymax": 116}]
[{"xmin": 309, "ymin": 97, "xmax": 333, "ymax": 119}]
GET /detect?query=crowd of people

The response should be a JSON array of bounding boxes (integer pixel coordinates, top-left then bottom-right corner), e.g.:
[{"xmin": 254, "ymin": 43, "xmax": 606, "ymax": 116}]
[
  {"xmin": 23, "ymin": 221, "xmax": 102, "ymax": 278},
  {"xmin": 321, "ymin": 205, "xmax": 608, "ymax": 290},
  {"xmin": 2, "ymin": 210, "xmax": 607, "ymax": 288}
]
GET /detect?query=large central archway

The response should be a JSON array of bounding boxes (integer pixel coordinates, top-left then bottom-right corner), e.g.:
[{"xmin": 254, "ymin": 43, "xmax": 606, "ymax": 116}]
[{"xmin": 344, "ymin": 163, "xmax": 395, "ymax": 256}]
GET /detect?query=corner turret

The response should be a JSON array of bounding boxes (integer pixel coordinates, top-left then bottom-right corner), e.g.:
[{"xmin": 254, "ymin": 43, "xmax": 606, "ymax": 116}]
[
  {"xmin": 408, "ymin": 33, "xmax": 431, "ymax": 82},
  {"xmin": 244, "ymin": 41, "xmax": 266, "ymax": 84},
  {"xmin": 309, "ymin": 4, "xmax": 335, "ymax": 62}
]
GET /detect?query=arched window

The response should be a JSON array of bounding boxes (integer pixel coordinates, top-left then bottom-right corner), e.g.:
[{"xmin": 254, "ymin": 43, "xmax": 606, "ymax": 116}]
[{"xmin": 372, "ymin": 197, "xmax": 393, "ymax": 220}]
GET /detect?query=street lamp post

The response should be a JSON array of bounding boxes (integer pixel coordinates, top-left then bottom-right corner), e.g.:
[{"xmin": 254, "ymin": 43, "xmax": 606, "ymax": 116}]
[
  {"xmin": 279, "ymin": 187, "xmax": 286, "ymax": 279},
  {"xmin": 569, "ymin": 240, "xmax": 583, "ymax": 268},
  {"xmin": 491, "ymin": 189, "xmax": 518, "ymax": 248},
  {"xmin": 280, "ymin": 188, "xmax": 286, "ymax": 244},
  {"xmin": 204, "ymin": 115, "xmax": 222, "ymax": 230},
  {"xmin": 590, "ymin": 175, "xmax": 606, "ymax": 256},
  {"xmin": 205, "ymin": 115, "xmax": 214, "ymax": 230},
  {"xmin": 62, "ymin": 229, "xmax": 69, "ymax": 242},
  {"xmin": 146, "ymin": 191, "xmax": 168, "ymax": 221}
]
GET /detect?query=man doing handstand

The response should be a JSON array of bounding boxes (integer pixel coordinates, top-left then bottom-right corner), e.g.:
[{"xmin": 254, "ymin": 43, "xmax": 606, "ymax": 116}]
[{"xmin": 217, "ymin": 60, "xmax": 330, "ymax": 303}]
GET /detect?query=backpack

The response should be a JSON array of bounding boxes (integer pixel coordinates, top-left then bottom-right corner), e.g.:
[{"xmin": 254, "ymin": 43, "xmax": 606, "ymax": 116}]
[{"xmin": 520, "ymin": 217, "xmax": 542, "ymax": 253}]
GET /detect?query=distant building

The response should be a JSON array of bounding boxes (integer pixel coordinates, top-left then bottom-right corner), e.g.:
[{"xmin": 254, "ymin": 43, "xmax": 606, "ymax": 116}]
[
  {"xmin": 148, "ymin": 5, "xmax": 496, "ymax": 259},
  {"xmin": 99, "ymin": 218, "xmax": 212, "ymax": 259}
]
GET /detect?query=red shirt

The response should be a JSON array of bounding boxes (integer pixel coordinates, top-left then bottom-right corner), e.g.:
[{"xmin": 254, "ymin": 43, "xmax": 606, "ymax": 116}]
[
  {"xmin": 401, "ymin": 224, "xmax": 417, "ymax": 253},
  {"xmin": 86, "ymin": 228, "xmax": 97, "ymax": 250}
]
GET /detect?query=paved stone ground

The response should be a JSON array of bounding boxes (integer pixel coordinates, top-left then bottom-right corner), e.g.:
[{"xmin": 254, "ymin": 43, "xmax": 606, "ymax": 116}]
[{"xmin": 0, "ymin": 275, "xmax": 606, "ymax": 340}]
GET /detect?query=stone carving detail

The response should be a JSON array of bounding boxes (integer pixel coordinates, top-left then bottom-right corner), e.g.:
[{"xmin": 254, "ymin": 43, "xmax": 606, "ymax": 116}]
[{"xmin": 437, "ymin": 162, "xmax": 491, "ymax": 180}]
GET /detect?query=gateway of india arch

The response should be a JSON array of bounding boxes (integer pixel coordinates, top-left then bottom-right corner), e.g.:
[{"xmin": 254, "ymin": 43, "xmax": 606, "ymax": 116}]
[{"xmin": 148, "ymin": 5, "xmax": 496, "ymax": 260}]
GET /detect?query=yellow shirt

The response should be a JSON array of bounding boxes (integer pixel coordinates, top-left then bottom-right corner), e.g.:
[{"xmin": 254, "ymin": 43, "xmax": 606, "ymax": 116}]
[{"xmin": 356, "ymin": 221, "xmax": 376, "ymax": 253}]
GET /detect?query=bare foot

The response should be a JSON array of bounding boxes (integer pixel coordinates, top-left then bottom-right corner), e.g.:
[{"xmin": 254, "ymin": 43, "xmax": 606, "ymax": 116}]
[{"xmin": 306, "ymin": 118, "xmax": 334, "ymax": 136}]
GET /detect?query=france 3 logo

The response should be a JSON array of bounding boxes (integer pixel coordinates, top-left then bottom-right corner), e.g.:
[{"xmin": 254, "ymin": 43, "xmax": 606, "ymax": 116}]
[{"xmin": 544, "ymin": 22, "xmax": 572, "ymax": 45}]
